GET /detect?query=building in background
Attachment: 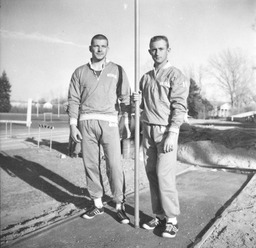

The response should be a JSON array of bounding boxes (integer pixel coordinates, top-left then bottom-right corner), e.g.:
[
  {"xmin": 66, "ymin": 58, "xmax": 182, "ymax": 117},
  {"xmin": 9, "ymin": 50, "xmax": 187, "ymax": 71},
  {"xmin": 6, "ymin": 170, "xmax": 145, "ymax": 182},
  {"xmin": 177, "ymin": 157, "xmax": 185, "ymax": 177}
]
[{"xmin": 209, "ymin": 102, "xmax": 232, "ymax": 118}]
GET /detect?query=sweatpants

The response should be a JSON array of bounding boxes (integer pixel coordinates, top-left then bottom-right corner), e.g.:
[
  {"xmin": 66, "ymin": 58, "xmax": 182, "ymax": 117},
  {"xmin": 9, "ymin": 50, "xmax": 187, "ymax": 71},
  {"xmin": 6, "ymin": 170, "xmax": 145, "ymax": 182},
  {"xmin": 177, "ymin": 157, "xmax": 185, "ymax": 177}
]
[
  {"xmin": 142, "ymin": 123, "xmax": 180, "ymax": 218},
  {"xmin": 79, "ymin": 119, "xmax": 125, "ymax": 204}
]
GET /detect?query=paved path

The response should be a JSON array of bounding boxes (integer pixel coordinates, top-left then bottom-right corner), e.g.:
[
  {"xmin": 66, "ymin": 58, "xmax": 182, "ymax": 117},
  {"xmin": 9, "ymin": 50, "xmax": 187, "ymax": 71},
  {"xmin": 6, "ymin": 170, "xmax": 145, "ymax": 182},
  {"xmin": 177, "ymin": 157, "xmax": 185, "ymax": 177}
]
[{"xmin": 6, "ymin": 169, "xmax": 249, "ymax": 248}]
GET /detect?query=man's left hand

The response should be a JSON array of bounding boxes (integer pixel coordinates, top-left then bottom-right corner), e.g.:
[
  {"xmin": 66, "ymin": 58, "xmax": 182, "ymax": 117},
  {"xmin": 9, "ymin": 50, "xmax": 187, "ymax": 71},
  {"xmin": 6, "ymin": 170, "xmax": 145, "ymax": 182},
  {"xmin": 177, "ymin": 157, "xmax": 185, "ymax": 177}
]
[{"xmin": 163, "ymin": 132, "xmax": 177, "ymax": 153}]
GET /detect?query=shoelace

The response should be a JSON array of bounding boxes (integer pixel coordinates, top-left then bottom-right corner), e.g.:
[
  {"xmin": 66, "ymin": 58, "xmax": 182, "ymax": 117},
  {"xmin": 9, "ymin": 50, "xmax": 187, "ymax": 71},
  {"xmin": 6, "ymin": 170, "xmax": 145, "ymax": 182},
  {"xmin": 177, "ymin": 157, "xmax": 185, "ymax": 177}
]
[
  {"xmin": 165, "ymin": 223, "xmax": 178, "ymax": 232},
  {"xmin": 92, "ymin": 209, "xmax": 101, "ymax": 214},
  {"xmin": 87, "ymin": 206, "xmax": 101, "ymax": 214},
  {"xmin": 150, "ymin": 218, "xmax": 160, "ymax": 225}
]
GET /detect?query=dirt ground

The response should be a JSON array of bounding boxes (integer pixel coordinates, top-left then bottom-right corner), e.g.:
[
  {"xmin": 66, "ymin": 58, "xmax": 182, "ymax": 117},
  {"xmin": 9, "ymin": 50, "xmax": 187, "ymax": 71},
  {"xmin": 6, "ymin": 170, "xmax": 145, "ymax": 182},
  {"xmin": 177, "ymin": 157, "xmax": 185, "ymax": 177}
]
[
  {"xmin": 179, "ymin": 120, "xmax": 256, "ymax": 248},
  {"xmin": 200, "ymin": 174, "xmax": 256, "ymax": 248},
  {"xmin": 0, "ymin": 119, "xmax": 256, "ymax": 247}
]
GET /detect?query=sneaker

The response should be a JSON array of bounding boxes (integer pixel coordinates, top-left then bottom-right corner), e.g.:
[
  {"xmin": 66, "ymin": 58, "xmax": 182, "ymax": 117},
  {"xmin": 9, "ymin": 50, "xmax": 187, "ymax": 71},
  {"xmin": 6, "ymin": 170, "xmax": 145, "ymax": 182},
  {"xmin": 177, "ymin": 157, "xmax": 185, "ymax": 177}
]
[
  {"xmin": 116, "ymin": 209, "xmax": 130, "ymax": 224},
  {"xmin": 81, "ymin": 205, "xmax": 104, "ymax": 219},
  {"xmin": 162, "ymin": 222, "xmax": 179, "ymax": 238},
  {"xmin": 142, "ymin": 217, "xmax": 166, "ymax": 230}
]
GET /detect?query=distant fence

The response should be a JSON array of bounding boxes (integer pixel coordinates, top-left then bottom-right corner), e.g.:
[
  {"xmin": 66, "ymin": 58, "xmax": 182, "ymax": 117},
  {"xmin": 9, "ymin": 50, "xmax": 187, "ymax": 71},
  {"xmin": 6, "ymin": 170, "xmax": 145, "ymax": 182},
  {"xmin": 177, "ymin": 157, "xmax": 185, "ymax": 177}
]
[
  {"xmin": 0, "ymin": 113, "xmax": 69, "ymax": 122},
  {"xmin": 10, "ymin": 103, "xmax": 67, "ymax": 115},
  {"xmin": 0, "ymin": 99, "xmax": 32, "ymax": 137},
  {"xmin": 0, "ymin": 119, "xmax": 32, "ymax": 137}
]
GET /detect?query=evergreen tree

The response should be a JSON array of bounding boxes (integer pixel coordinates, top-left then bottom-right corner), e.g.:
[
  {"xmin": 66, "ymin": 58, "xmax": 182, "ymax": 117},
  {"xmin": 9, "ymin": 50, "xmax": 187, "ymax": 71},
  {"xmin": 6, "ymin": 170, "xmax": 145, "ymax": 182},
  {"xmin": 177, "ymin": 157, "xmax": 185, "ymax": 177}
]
[
  {"xmin": 0, "ymin": 71, "xmax": 12, "ymax": 112},
  {"xmin": 187, "ymin": 78, "xmax": 201, "ymax": 118},
  {"xmin": 201, "ymin": 98, "xmax": 214, "ymax": 113},
  {"xmin": 187, "ymin": 78, "xmax": 213, "ymax": 118}
]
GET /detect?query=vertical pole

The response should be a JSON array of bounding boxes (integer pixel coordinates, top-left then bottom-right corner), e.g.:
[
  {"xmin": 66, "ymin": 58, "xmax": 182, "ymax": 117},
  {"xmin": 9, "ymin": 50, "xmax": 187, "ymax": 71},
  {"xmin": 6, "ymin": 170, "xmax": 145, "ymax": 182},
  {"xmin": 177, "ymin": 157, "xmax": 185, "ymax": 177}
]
[
  {"xmin": 5, "ymin": 121, "xmax": 8, "ymax": 138},
  {"xmin": 58, "ymin": 97, "xmax": 60, "ymax": 118},
  {"xmin": 50, "ymin": 128, "xmax": 53, "ymax": 151},
  {"xmin": 25, "ymin": 98, "xmax": 32, "ymax": 135},
  {"xmin": 134, "ymin": 0, "xmax": 140, "ymax": 228},
  {"xmin": 26, "ymin": 98, "xmax": 32, "ymax": 127},
  {"xmin": 38, "ymin": 126, "xmax": 41, "ymax": 148},
  {"xmin": 10, "ymin": 122, "xmax": 12, "ymax": 137}
]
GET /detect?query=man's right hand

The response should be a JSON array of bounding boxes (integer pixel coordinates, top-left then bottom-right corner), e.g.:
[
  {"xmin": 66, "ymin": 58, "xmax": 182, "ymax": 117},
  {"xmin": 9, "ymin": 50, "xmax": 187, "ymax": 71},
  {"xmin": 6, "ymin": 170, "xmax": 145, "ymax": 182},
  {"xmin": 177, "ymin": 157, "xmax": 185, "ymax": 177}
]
[
  {"xmin": 70, "ymin": 125, "xmax": 82, "ymax": 143},
  {"xmin": 131, "ymin": 91, "xmax": 141, "ymax": 103}
]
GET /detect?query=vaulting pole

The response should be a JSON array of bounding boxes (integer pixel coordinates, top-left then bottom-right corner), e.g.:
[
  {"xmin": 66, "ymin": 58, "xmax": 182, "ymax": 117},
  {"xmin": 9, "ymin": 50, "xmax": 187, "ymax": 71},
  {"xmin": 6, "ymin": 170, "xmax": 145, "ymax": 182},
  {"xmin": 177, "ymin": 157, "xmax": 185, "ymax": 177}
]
[{"xmin": 134, "ymin": 0, "xmax": 140, "ymax": 228}]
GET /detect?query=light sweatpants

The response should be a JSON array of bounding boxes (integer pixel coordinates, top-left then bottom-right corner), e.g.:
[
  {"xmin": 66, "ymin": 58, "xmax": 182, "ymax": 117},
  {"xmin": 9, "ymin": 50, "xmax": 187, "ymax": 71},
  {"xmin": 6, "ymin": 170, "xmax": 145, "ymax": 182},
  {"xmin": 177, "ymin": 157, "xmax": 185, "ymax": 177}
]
[
  {"xmin": 142, "ymin": 123, "xmax": 180, "ymax": 218},
  {"xmin": 79, "ymin": 119, "xmax": 125, "ymax": 204}
]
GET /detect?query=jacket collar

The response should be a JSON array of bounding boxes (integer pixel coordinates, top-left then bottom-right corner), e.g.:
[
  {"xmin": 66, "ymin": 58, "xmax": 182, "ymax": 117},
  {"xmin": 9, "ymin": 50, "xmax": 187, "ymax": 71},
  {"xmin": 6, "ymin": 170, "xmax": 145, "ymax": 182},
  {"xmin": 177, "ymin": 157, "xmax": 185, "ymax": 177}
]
[
  {"xmin": 88, "ymin": 59, "xmax": 110, "ymax": 71},
  {"xmin": 153, "ymin": 61, "xmax": 171, "ymax": 71},
  {"xmin": 153, "ymin": 61, "xmax": 172, "ymax": 76}
]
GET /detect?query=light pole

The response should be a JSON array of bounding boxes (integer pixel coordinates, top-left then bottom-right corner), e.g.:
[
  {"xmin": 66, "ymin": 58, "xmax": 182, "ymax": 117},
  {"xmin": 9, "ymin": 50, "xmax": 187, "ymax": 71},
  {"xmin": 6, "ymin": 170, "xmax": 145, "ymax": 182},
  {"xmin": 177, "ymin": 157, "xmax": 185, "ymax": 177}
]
[{"xmin": 134, "ymin": 0, "xmax": 140, "ymax": 228}]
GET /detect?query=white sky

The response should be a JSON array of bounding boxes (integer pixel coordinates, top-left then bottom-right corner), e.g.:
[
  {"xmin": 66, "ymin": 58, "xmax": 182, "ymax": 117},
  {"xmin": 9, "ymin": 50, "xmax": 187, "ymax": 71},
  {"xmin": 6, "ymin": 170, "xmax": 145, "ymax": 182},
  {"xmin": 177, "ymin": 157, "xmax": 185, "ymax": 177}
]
[{"xmin": 0, "ymin": 0, "xmax": 255, "ymax": 102}]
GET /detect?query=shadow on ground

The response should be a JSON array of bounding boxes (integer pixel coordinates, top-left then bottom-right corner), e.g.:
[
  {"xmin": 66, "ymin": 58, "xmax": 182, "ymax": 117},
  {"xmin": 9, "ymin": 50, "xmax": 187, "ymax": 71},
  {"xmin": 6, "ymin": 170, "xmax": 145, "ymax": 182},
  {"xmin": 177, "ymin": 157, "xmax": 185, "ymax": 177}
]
[
  {"xmin": 25, "ymin": 137, "xmax": 70, "ymax": 155},
  {"xmin": 0, "ymin": 152, "xmax": 89, "ymax": 208}
]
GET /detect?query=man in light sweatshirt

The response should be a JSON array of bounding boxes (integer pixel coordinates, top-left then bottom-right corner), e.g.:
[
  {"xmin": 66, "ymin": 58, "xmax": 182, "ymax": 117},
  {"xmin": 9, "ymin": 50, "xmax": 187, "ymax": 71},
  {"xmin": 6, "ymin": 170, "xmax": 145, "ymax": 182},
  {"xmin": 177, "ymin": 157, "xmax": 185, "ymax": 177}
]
[
  {"xmin": 133, "ymin": 35, "xmax": 189, "ymax": 238},
  {"xmin": 68, "ymin": 34, "xmax": 131, "ymax": 224}
]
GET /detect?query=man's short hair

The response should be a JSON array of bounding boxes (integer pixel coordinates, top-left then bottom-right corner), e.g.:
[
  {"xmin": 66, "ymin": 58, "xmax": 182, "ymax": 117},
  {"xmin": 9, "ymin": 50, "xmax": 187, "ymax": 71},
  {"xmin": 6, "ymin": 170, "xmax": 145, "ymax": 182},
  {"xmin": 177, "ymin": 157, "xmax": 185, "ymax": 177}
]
[
  {"xmin": 91, "ymin": 34, "xmax": 108, "ymax": 45},
  {"xmin": 149, "ymin": 36, "xmax": 169, "ymax": 48}
]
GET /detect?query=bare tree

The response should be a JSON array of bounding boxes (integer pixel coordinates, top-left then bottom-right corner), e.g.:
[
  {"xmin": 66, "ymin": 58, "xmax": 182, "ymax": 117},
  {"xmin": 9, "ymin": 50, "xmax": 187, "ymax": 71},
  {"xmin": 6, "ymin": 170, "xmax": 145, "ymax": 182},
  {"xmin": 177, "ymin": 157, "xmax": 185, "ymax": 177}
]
[{"xmin": 208, "ymin": 49, "xmax": 254, "ymax": 108}]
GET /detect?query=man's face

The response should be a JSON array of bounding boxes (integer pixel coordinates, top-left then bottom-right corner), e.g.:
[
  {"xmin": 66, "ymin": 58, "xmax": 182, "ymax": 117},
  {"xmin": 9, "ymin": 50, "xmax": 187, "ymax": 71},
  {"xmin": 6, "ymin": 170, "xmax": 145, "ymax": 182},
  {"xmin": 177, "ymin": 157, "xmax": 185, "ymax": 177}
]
[
  {"xmin": 90, "ymin": 39, "xmax": 109, "ymax": 62},
  {"xmin": 148, "ymin": 39, "xmax": 169, "ymax": 65}
]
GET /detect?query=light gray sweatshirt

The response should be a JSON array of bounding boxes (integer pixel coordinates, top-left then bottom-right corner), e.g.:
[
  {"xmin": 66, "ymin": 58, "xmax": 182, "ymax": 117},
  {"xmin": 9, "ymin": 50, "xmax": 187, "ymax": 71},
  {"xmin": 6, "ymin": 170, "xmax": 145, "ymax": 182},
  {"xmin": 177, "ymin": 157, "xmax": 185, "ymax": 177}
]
[
  {"xmin": 139, "ymin": 62, "xmax": 189, "ymax": 133},
  {"xmin": 68, "ymin": 61, "xmax": 130, "ymax": 125}
]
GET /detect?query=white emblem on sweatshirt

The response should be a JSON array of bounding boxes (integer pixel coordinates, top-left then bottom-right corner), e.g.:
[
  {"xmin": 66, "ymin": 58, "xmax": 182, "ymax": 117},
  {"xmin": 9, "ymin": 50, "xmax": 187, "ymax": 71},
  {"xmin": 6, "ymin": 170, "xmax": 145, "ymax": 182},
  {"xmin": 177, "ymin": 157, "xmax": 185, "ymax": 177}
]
[
  {"xmin": 159, "ymin": 81, "xmax": 170, "ymax": 88},
  {"xmin": 107, "ymin": 73, "xmax": 117, "ymax": 79}
]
